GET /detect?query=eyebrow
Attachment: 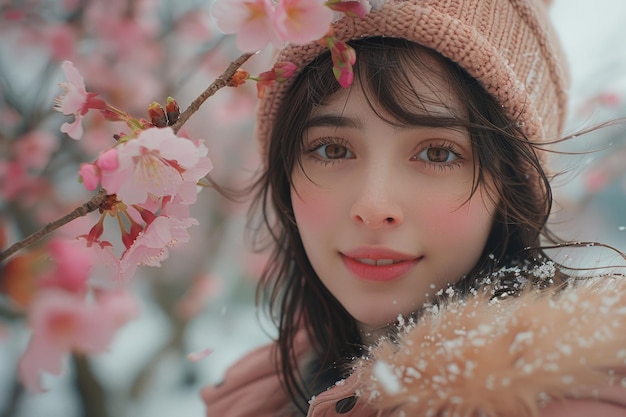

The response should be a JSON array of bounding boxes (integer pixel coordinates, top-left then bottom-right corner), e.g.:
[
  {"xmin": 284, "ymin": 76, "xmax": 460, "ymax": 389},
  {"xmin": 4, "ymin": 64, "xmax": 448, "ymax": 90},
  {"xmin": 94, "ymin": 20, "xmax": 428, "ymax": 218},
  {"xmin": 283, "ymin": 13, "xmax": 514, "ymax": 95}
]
[
  {"xmin": 305, "ymin": 114, "xmax": 363, "ymax": 130},
  {"xmin": 305, "ymin": 112, "xmax": 465, "ymax": 132}
]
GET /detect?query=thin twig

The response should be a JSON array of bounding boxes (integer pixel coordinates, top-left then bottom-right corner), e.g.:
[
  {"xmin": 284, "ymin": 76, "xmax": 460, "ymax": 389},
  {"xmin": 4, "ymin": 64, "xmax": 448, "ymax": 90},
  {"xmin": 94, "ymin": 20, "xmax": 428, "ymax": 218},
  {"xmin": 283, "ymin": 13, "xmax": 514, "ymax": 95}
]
[
  {"xmin": 170, "ymin": 52, "xmax": 255, "ymax": 134},
  {"xmin": 0, "ymin": 189, "xmax": 107, "ymax": 263}
]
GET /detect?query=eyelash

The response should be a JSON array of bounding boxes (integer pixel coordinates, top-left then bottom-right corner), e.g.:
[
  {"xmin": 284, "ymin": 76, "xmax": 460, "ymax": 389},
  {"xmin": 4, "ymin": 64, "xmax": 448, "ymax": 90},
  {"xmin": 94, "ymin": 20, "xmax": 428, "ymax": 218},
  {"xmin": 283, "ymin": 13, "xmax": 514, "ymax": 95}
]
[
  {"xmin": 412, "ymin": 140, "xmax": 465, "ymax": 171},
  {"xmin": 303, "ymin": 137, "xmax": 465, "ymax": 169},
  {"xmin": 303, "ymin": 137, "xmax": 353, "ymax": 166}
]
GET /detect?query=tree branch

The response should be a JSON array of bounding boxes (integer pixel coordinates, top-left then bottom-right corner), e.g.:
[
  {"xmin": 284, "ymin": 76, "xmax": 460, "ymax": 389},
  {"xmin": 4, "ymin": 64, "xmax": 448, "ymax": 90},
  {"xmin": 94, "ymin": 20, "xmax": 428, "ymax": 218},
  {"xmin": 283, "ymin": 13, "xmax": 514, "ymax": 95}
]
[
  {"xmin": 73, "ymin": 354, "xmax": 109, "ymax": 417},
  {"xmin": 0, "ymin": 189, "xmax": 107, "ymax": 263},
  {"xmin": 170, "ymin": 52, "xmax": 255, "ymax": 134}
]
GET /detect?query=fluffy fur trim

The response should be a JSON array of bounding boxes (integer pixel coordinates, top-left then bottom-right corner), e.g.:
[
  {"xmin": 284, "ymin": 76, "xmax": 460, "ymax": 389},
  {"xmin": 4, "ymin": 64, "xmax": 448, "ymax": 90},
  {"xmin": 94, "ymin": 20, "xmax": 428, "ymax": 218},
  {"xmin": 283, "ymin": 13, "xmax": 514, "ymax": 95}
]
[{"xmin": 355, "ymin": 277, "xmax": 626, "ymax": 417}]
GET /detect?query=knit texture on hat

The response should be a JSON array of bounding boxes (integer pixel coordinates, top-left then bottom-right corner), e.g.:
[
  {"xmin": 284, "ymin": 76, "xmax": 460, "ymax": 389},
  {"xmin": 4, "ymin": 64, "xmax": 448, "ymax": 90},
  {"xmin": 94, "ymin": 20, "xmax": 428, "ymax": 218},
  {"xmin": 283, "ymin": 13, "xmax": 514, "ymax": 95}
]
[{"xmin": 256, "ymin": 0, "xmax": 570, "ymax": 159}]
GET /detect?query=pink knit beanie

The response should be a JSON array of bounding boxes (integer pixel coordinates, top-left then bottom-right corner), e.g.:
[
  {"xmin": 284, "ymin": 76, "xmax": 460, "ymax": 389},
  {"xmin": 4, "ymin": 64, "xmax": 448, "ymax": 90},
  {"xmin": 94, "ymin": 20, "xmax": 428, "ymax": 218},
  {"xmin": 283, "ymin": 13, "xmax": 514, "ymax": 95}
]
[{"xmin": 256, "ymin": 0, "xmax": 570, "ymax": 156}]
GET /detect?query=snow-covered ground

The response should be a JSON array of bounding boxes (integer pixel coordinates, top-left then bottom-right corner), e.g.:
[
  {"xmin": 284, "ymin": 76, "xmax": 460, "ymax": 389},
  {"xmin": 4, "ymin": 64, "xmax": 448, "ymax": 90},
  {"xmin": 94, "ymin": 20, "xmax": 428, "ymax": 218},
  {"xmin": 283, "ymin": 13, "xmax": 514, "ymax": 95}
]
[{"xmin": 3, "ymin": 1, "xmax": 626, "ymax": 416}]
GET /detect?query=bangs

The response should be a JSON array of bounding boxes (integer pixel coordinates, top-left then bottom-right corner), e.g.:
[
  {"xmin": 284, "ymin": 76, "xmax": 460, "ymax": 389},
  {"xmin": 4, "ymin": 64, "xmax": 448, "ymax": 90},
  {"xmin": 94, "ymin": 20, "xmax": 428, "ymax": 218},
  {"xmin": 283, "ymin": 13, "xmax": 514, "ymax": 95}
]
[
  {"xmin": 302, "ymin": 37, "xmax": 471, "ymax": 132},
  {"xmin": 353, "ymin": 38, "xmax": 470, "ymax": 130}
]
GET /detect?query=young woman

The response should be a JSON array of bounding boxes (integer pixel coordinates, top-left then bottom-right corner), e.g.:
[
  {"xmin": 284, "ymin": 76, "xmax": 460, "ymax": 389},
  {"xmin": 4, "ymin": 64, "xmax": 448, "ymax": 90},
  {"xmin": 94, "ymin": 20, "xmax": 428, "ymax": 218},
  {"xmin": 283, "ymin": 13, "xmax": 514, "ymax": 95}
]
[{"xmin": 202, "ymin": 0, "xmax": 626, "ymax": 416}]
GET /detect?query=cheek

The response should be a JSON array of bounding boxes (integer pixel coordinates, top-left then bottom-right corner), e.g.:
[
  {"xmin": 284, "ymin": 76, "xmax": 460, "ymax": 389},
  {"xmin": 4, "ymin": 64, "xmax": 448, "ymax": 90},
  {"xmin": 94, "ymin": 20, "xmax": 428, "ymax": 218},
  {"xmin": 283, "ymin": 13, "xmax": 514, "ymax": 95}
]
[
  {"xmin": 291, "ymin": 181, "xmax": 338, "ymax": 230},
  {"xmin": 418, "ymin": 189, "xmax": 495, "ymax": 241}
]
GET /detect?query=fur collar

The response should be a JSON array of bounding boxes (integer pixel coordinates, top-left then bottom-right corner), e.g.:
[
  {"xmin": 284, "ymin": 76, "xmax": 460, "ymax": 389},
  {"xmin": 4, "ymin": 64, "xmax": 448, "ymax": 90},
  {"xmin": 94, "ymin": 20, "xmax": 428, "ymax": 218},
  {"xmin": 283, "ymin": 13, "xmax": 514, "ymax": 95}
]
[{"xmin": 354, "ymin": 276, "xmax": 626, "ymax": 416}]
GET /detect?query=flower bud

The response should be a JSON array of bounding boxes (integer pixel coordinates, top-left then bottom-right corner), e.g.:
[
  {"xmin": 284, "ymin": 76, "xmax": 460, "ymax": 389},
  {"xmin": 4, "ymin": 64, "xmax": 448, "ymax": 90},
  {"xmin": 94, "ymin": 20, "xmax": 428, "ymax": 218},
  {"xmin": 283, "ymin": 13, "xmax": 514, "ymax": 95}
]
[
  {"xmin": 227, "ymin": 69, "xmax": 250, "ymax": 87},
  {"xmin": 147, "ymin": 102, "xmax": 168, "ymax": 128},
  {"xmin": 165, "ymin": 97, "xmax": 180, "ymax": 126}
]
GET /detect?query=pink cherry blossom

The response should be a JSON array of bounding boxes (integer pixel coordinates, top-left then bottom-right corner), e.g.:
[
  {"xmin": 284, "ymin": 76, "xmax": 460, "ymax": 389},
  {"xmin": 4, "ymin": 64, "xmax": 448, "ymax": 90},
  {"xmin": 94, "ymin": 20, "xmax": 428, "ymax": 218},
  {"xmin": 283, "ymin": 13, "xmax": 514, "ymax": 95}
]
[
  {"xmin": 275, "ymin": 0, "xmax": 333, "ymax": 45},
  {"xmin": 14, "ymin": 130, "xmax": 59, "ymax": 170},
  {"xmin": 18, "ymin": 289, "xmax": 139, "ymax": 392},
  {"xmin": 211, "ymin": 0, "xmax": 281, "ymax": 52},
  {"xmin": 0, "ymin": 160, "xmax": 46, "ymax": 202},
  {"xmin": 100, "ymin": 127, "xmax": 212, "ymax": 205},
  {"xmin": 39, "ymin": 238, "xmax": 99, "ymax": 295},
  {"xmin": 45, "ymin": 24, "xmax": 78, "ymax": 61},
  {"xmin": 78, "ymin": 236, "xmax": 121, "ymax": 290},
  {"xmin": 187, "ymin": 347, "xmax": 214, "ymax": 362},
  {"xmin": 97, "ymin": 148, "xmax": 119, "ymax": 171},
  {"xmin": 0, "ymin": 161, "xmax": 26, "ymax": 200},
  {"xmin": 175, "ymin": 10, "xmax": 216, "ymax": 41},
  {"xmin": 79, "ymin": 148, "xmax": 119, "ymax": 191},
  {"xmin": 117, "ymin": 215, "xmax": 199, "ymax": 280},
  {"xmin": 79, "ymin": 163, "xmax": 100, "ymax": 190},
  {"xmin": 54, "ymin": 61, "xmax": 106, "ymax": 140},
  {"xmin": 96, "ymin": 289, "xmax": 141, "ymax": 327},
  {"xmin": 94, "ymin": 16, "xmax": 155, "ymax": 59},
  {"xmin": 179, "ymin": 140, "xmax": 213, "ymax": 204},
  {"xmin": 161, "ymin": 197, "xmax": 192, "ymax": 220}
]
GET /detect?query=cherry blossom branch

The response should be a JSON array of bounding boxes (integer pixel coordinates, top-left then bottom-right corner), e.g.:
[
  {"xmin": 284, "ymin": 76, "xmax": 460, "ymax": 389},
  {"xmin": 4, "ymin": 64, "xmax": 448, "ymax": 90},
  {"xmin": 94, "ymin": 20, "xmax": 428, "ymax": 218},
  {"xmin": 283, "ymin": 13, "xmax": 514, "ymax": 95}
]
[
  {"xmin": 0, "ymin": 189, "xmax": 107, "ymax": 263},
  {"xmin": 170, "ymin": 52, "xmax": 255, "ymax": 134},
  {"xmin": 0, "ymin": 53, "xmax": 255, "ymax": 264}
]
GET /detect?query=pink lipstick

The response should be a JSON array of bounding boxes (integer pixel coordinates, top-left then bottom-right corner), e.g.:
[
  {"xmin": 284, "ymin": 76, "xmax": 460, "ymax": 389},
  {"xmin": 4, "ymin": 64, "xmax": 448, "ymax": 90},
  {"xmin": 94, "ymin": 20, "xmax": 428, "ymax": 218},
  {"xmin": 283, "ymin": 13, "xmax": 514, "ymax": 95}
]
[{"xmin": 340, "ymin": 248, "xmax": 421, "ymax": 282}]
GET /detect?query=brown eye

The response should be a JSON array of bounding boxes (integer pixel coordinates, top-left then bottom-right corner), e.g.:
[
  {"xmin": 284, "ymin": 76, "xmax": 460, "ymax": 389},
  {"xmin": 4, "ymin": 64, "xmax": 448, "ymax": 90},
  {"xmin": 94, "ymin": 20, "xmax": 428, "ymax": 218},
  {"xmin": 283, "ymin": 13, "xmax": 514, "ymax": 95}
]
[
  {"xmin": 426, "ymin": 147, "xmax": 451, "ymax": 162},
  {"xmin": 414, "ymin": 145, "xmax": 459, "ymax": 164},
  {"xmin": 315, "ymin": 144, "xmax": 353, "ymax": 159}
]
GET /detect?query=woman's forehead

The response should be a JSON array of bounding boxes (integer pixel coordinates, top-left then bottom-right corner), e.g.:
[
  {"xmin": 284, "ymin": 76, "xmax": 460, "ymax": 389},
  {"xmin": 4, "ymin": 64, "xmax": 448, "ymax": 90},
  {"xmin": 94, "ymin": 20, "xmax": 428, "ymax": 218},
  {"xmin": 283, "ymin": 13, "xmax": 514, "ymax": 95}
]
[{"xmin": 310, "ymin": 63, "xmax": 467, "ymax": 125}]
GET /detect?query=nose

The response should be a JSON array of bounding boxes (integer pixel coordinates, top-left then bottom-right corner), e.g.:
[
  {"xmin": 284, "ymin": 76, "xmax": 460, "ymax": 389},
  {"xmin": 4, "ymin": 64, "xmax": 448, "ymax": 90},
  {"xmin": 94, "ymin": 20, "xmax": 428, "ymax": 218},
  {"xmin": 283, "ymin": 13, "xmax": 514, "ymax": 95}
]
[{"xmin": 349, "ymin": 169, "xmax": 404, "ymax": 229}]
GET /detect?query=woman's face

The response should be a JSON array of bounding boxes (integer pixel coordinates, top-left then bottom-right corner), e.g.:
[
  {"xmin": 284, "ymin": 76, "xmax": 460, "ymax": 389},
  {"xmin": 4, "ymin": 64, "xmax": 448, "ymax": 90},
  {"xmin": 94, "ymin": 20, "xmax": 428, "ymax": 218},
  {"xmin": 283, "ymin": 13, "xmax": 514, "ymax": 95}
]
[{"xmin": 290, "ymin": 65, "xmax": 498, "ymax": 334}]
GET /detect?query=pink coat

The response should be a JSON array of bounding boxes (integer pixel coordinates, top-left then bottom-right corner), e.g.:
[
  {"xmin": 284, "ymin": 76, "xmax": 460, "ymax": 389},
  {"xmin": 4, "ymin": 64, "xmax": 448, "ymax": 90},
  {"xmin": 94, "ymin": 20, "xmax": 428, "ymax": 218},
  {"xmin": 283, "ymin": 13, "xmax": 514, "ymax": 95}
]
[{"xmin": 202, "ymin": 278, "xmax": 626, "ymax": 416}]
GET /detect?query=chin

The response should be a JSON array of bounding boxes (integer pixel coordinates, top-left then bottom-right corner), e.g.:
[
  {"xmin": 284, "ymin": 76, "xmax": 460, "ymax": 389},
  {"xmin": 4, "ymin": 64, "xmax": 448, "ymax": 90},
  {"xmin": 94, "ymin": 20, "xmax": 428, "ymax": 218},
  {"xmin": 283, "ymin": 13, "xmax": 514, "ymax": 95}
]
[{"xmin": 351, "ymin": 306, "xmax": 411, "ymax": 330}]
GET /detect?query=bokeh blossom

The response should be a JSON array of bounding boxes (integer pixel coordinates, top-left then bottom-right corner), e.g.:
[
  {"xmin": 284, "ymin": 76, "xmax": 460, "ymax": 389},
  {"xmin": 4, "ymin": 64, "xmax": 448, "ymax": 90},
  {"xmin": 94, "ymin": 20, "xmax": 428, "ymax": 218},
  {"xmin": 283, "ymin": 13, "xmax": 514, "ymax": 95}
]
[
  {"xmin": 211, "ymin": 0, "xmax": 355, "ymax": 51},
  {"xmin": 18, "ymin": 289, "xmax": 139, "ymax": 392},
  {"xmin": 38, "ymin": 238, "xmax": 100, "ymax": 295},
  {"xmin": 274, "ymin": 0, "xmax": 333, "ymax": 45},
  {"xmin": 14, "ymin": 130, "xmax": 59, "ymax": 170},
  {"xmin": 211, "ymin": 0, "xmax": 281, "ymax": 52}
]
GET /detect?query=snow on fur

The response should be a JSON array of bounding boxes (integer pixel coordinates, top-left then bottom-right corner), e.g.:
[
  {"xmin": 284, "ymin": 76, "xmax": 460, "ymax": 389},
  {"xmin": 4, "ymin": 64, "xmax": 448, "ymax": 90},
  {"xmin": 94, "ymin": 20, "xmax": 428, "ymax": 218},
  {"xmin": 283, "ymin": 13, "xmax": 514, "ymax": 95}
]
[{"xmin": 355, "ymin": 276, "xmax": 626, "ymax": 417}]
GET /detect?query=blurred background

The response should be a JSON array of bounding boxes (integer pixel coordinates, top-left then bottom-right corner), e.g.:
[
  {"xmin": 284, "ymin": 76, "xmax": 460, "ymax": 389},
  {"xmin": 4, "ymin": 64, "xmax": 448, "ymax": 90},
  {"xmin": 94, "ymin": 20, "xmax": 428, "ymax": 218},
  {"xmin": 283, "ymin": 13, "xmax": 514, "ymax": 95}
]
[{"xmin": 0, "ymin": 1, "xmax": 625, "ymax": 416}]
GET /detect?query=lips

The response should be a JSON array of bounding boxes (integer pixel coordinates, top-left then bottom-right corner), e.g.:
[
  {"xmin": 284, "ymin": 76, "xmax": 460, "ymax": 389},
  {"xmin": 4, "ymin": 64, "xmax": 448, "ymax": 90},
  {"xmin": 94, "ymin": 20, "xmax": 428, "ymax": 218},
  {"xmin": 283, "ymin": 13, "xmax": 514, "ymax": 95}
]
[
  {"xmin": 352, "ymin": 258, "xmax": 400, "ymax": 266},
  {"xmin": 340, "ymin": 248, "xmax": 421, "ymax": 282}
]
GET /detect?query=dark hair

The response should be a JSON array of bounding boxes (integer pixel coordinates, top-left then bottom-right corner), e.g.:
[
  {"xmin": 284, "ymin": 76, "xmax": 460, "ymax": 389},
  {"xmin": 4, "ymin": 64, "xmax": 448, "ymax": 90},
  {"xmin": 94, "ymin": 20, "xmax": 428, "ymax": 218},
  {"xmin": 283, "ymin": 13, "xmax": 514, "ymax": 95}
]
[{"xmin": 248, "ymin": 37, "xmax": 569, "ymax": 413}]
